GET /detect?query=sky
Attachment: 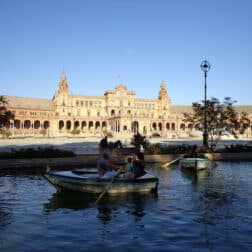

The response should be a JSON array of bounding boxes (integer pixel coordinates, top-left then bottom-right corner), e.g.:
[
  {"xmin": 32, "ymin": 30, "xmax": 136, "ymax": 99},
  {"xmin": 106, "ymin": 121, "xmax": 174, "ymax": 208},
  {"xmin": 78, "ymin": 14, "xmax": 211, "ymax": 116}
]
[{"xmin": 0, "ymin": 0, "xmax": 251, "ymax": 105}]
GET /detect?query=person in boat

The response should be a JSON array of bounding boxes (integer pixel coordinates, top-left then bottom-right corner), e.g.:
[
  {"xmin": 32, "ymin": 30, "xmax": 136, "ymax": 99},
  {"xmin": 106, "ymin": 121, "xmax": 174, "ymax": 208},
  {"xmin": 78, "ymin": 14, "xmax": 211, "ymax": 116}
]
[
  {"xmin": 184, "ymin": 145, "xmax": 202, "ymax": 158},
  {"xmin": 128, "ymin": 152, "xmax": 146, "ymax": 179},
  {"xmin": 97, "ymin": 152, "xmax": 113, "ymax": 177},
  {"xmin": 99, "ymin": 136, "xmax": 109, "ymax": 150},
  {"xmin": 126, "ymin": 156, "xmax": 133, "ymax": 172}
]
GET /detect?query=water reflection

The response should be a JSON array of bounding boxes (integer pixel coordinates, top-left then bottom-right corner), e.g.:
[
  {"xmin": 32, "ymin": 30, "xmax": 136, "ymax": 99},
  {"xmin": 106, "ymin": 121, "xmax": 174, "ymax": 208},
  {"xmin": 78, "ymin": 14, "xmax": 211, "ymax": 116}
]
[
  {"xmin": 1, "ymin": 163, "xmax": 251, "ymax": 252},
  {"xmin": 0, "ymin": 202, "xmax": 12, "ymax": 230},
  {"xmin": 181, "ymin": 168, "xmax": 211, "ymax": 184},
  {"xmin": 97, "ymin": 193, "xmax": 158, "ymax": 225},
  {"xmin": 43, "ymin": 191, "xmax": 96, "ymax": 212},
  {"xmin": 44, "ymin": 189, "xmax": 158, "ymax": 225}
]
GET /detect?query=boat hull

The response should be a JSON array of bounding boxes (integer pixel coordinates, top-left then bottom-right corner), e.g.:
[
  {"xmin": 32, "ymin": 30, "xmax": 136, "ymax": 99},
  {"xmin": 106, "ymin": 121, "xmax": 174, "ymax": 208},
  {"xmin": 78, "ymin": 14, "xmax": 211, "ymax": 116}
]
[
  {"xmin": 180, "ymin": 158, "xmax": 210, "ymax": 171},
  {"xmin": 44, "ymin": 171, "xmax": 159, "ymax": 194}
]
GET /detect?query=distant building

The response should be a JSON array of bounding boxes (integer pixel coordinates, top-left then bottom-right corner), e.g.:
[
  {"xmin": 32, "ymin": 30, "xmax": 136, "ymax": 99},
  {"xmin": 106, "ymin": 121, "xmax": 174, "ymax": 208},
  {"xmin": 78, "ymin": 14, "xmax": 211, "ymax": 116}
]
[{"xmin": 3, "ymin": 72, "xmax": 252, "ymax": 138}]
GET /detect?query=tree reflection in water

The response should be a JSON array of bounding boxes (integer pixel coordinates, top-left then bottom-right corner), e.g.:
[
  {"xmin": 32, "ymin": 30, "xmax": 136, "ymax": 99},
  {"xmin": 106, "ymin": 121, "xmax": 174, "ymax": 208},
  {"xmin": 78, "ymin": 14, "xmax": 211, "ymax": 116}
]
[{"xmin": 180, "ymin": 164, "xmax": 238, "ymax": 251}]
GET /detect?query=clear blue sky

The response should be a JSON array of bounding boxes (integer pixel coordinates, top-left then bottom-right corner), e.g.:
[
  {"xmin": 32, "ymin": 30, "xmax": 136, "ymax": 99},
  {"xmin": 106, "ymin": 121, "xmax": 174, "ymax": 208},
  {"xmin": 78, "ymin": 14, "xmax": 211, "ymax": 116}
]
[{"xmin": 0, "ymin": 0, "xmax": 251, "ymax": 105}]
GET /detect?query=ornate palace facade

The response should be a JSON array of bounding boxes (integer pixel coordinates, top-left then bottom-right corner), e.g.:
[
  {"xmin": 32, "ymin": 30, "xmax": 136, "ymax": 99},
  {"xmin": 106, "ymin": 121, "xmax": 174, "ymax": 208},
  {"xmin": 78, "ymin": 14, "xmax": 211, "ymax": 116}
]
[{"xmin": 3, "ymin": 72, "xmax": 252, "ymax": 138}]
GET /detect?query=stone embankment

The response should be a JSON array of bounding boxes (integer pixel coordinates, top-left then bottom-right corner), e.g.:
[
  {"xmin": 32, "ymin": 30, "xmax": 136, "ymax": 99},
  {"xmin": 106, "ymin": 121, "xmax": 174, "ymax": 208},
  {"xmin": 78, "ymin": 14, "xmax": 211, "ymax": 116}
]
[{"xmin": 1, "ymin": 152, "xmax": 252, "ymax": 173}]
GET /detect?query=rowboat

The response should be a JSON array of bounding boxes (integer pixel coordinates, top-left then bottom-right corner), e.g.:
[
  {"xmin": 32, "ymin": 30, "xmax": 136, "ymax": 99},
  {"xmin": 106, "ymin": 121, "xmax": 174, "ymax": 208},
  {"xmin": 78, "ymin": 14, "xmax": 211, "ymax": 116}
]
[
  {"xmin": 73, "ymin": 167, "xmax": 98, "ymax": 174},
  {"xmin": 179, "ymin": 157, "xmax": 210, "ymax": 171},
  {"xmin": 44, "ymin": 170, "xmax": 159, "ymax": 194}
]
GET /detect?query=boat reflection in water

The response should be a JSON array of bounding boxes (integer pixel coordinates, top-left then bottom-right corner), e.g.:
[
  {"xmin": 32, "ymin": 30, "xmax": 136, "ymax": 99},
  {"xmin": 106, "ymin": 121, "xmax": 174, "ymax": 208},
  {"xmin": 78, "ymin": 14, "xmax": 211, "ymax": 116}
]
[
  {"xmin": 43, "ymin": 190, "xmax": 96, "ymax": 212},
  {"xmin": 44, "ymin": 189, "xmax": 158, "ymax": 224},
  {"xmin": 181, "ymin": 167, "xmax": 211, "ymax": 184}
]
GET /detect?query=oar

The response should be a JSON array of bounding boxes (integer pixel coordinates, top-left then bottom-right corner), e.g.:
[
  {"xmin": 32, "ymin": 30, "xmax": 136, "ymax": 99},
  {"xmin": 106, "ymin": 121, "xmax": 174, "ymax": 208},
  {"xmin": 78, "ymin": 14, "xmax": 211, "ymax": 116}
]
[
  {"xmin": 161, "ymin": 157, "xmax": 181, "ymax": 168},
  {"xmin": 95, "ymin": 167, "xmax": 123, "ymax": 204}
]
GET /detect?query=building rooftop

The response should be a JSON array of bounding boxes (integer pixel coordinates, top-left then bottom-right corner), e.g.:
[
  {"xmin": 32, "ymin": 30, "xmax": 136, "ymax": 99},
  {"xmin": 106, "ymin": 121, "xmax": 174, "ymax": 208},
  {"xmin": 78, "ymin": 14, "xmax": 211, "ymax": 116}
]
[
  {"xmin": 171, "ymin": 105, "xmax": 252, "ymax": 115},
  {"xmin": 5, "ymin": 96, "xmax": 54, "ymax": 111}
]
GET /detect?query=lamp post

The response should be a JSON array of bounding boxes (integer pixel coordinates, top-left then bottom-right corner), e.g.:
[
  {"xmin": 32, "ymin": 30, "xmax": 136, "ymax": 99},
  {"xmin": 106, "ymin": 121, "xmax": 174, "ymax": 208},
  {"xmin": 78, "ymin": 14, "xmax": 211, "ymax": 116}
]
[{"xmin": 200, "ymin": 60, "xmax": 211, "ymax": 148}]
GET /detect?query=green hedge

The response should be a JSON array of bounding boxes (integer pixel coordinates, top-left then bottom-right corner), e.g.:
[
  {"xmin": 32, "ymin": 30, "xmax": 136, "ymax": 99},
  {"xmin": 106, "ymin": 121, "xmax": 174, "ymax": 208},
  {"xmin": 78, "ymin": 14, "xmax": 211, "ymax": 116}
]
[
  {"xmin": 145, "ymin": 143, "xmax": 252, "ymax": 154},
  {"xmin": 0, "ymin": 147, "xmax": 75, "ymax": 159},
  {"xmin": 217, "ymin": 144, "xmax": 252, "ymax": 153}
]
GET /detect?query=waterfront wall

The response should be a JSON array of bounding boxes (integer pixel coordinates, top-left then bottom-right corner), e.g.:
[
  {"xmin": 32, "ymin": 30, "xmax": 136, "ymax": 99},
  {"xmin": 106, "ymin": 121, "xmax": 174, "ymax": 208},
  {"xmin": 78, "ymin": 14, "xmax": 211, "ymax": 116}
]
[{"xmin": 1, "ymin": 152, "xmax": 252, "ymax": 173}]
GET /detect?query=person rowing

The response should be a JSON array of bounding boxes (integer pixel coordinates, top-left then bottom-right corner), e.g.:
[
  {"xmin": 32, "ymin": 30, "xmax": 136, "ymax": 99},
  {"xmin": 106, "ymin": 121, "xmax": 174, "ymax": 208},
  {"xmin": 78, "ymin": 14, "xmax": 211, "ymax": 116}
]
[{"xmin": 97, "ymin": 152, "xmax": 117, "ymax": 179}]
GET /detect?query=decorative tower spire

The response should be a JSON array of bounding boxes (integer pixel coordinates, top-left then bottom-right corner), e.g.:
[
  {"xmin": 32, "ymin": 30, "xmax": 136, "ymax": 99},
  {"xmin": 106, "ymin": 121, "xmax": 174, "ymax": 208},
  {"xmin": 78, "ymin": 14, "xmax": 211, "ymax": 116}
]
[
  {"xmin": 158, "ymin": 80, "xmax": 169, "ymax": 100},
  {"xmin": 58, "ymin": 71, "xmax": 69, "ymax": 93}
]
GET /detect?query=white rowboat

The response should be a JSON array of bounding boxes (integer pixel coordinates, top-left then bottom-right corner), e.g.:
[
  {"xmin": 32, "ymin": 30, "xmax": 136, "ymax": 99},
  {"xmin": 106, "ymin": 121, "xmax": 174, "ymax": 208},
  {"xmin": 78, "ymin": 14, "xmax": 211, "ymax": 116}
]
[
  {"xmin": 44, "ymin": 170, "xmax": 159, "ymax": 194},
  {"xmin": 180, "ymin": 157, "xmax": 210, "ymax": 171}
]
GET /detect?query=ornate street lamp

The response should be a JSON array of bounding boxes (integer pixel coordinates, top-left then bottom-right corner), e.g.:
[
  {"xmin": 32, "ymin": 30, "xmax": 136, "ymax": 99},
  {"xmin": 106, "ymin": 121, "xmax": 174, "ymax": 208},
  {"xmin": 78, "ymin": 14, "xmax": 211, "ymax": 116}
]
[{"xmin": 200, "ymin": 60, "xmax": 211, "ymax": 148}]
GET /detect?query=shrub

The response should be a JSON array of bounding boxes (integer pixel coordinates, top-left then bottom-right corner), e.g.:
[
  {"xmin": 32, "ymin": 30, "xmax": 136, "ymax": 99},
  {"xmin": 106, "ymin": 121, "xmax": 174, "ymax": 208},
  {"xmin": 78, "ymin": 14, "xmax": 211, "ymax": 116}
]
[
  {"xmin": 40, "ymin": 129, "xmax": 47, "ymax": 136},
  {"xmin": 0, "ymin": 147, "xmax": 75, "ymax": 159},
  {"xmin": 151, "ymin": 133, "xmax": 161, "ymax": 138},
  {"xmin": 71, "ymin": 128, "xmax": 80, "ymax": 135},
  {"xmin": 217, "ymin": 144, "xmax": 252, "ymax": 153},
  {"xmin": 145, "ymin": 144, "xmax": 202, "ymax": 155},
  {"xmin": 0, "ymin": 129, "xmax": 11, "ymax": 139},
  {"xmin": 106, "ymin": 132, "xmax": 113, "ymax": 138}
]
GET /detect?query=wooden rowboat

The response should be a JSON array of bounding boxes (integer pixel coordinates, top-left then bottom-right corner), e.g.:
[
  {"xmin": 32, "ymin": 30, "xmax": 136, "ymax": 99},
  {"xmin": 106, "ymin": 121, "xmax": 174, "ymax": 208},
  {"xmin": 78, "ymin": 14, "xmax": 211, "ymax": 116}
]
[
  {"xmin": 44, "ymin": 170, "xmax": 159, "ymax": 194},
  {"xmin": 180, "ymin": 157, "xmax": 210, "ymax": 171}
]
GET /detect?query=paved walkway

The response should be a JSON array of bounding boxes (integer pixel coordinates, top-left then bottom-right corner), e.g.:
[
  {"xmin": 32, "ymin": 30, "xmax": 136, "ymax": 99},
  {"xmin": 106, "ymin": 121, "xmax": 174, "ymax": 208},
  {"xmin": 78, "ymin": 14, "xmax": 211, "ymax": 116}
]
[
  {"xmin": 0, "ymin": 137, "xmax": 251, "ymax": 155},
  {"xmin": 0, "ymin": 137, "xmax": 101, "ymax": 154}
]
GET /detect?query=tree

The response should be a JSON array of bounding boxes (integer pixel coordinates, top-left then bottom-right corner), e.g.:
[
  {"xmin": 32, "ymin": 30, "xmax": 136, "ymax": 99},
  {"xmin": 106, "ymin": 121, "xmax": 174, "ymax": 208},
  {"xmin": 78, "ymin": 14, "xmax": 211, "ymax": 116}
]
[
  {"xmin": 183, "ymin": 97, "xmax": 250, "ymax": 149},
  {"xmin": 131, "ymin": 132, "xmax": 149, "ymax": 152},
  {"xmin": 0, "ymin": 96, "xmax": 14, "ymax": 137}
]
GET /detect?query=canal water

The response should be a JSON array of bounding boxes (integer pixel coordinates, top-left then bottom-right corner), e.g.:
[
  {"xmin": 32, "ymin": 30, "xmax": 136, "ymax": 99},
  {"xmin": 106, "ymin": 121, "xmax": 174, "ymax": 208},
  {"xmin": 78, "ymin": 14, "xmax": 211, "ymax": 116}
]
[{"xmin": 0, "ymin": 162, "xmax": 251, "ymax": 252}]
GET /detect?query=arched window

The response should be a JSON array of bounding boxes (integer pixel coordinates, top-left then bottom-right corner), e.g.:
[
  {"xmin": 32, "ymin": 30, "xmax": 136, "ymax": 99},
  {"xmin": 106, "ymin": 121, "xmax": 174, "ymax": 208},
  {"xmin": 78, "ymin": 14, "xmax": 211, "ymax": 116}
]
[
  {"xmin": 24, "ymin": 120, "xmax": 31, "ymax": 129},
  {"xmin": 188, "ymin": 123, "xmax": 193, "ymax": 130},
  {"xmin": 34, "ymin": 120, "xmax": 40, "ymax": 129},
  {"xmin": 171, "ymin": 123, "xmax": 175, "ymax": 131},
  {"xmin": 59, "ymin": 120, "xmax": 64, "ymax": 130},
  {"xmin": 102, "ymin": 121, "xmax": 107, "ymax": 130},
  {"xmin": 95, "ymin": 121, "xmax": 100, "ymax": 129},
  {"xmin": 152, "ymin": 122, "xmax": 157, "ymax": 131},
  {"xmin": 166, "ymin": 123, "xmax": 170, "ymax": 130},
  {"xmin": 74, "ymin": 121, "xmax": 80, "ymax": 129},
  {"xmin": 66, "ymin": 121, "xmax": 71, "ymax": 130},
  {"xmin": 81, "ymin": 121, "xmax": 87, "ymax": 129},
  {"xmin": 14, "ymin": 120, "xmax": 21, "ymax": 129},
  {"xmin": 180, "ymin": 123, "xmax": 185, "ymax": 131},
  {"xmin": 111, "ymin": 110, "xmax": 115, "ymax": 117},
  {"xmin": 44, "ymin": 121, "xmax": 50, "ymax": 129},
  {"xmin": 89, "ymin": 121, "xmax": 93, "ymax": 129},
  {"xmin": 158, "ymin": 123, "xmax": 162, "ymax": 131},
  {"xmin": 131, "ymin": 121, "xmax": 139, "ymax": 133}
]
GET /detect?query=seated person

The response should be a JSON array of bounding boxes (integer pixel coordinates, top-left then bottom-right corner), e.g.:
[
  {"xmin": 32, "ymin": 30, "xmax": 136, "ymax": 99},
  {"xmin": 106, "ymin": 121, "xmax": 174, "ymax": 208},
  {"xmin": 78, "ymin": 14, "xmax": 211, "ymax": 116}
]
[
  {"xmin": 97, "ymin": 152, "xmax": 113, "ymax": 177},
  {"xmin": 184, "ymin": 145, "xmax": 199, "ymax": 158},
  {"xmin": 126, "ymin": 156, "xmax": 133, "ymax": 172},
  {"xmin": 128, "ymin": 152, "xmax": 146, "ymax": 179},
  {"xmin": 99, "ymin": 136, "xmax": 109, "ymax": 149}
]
